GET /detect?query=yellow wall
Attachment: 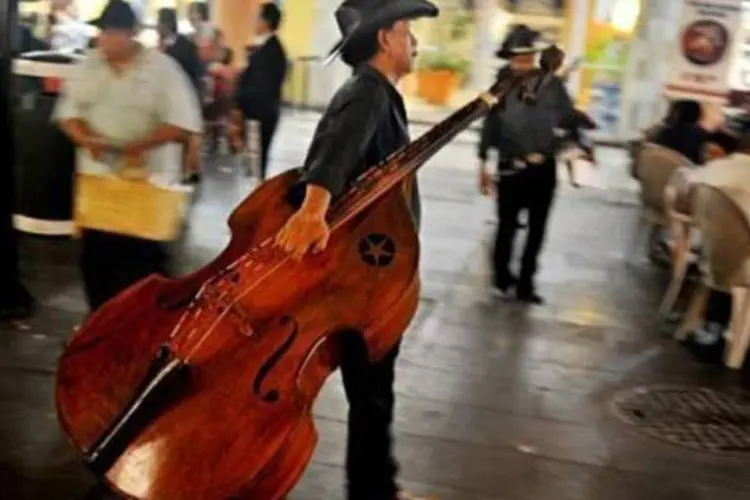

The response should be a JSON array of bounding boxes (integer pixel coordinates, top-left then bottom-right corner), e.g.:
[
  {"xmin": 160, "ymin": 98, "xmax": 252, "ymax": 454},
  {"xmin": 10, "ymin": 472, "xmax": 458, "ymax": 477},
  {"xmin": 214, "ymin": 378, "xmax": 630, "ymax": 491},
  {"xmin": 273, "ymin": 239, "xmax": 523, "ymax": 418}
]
[{"xmin": 276, "ymin": 0, "xmax": 317, "ymax": 104}]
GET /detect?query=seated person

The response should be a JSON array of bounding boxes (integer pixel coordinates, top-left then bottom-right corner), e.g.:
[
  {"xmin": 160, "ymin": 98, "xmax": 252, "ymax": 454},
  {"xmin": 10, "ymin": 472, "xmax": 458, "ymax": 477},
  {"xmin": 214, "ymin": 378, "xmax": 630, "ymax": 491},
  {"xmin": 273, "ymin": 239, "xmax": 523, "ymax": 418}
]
[
  {"xmin": 708, "ymin": 129, "xmax": 739, "ymax": 157},
  {"xmin": 653, "ymin": 99, "xmax": 709, "ymax": 165},
  {"xmin": 682, "ymin": 131, "xmax": 750, "ymax": 363},
  {"xmin": 205, "ymin": 47, "xmax": 237, "ymax": 154}
]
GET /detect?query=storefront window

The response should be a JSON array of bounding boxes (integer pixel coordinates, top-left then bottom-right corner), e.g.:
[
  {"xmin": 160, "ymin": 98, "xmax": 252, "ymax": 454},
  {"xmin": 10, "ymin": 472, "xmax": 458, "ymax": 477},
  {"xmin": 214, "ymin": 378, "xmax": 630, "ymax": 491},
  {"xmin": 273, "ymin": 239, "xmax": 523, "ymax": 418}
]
[
  {"xmin": 401, "ymin": 0, "xmax": 571, "ymax": 120},
  {"xmin": 403, "ymin": 1, "xmax": 476, "ymax": 115},
  {"xmin": 577, "ymin": 0, "xmax": 640, "ymax": 137}
]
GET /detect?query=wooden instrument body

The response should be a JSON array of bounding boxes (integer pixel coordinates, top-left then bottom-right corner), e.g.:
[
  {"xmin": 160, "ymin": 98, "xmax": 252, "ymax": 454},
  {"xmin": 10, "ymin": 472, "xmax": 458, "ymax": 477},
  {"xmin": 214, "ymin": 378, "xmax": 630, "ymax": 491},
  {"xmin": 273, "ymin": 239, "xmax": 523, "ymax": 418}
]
[{"xmin": 56, "ymin": 169, "xmax": 420, "ymax": 499}]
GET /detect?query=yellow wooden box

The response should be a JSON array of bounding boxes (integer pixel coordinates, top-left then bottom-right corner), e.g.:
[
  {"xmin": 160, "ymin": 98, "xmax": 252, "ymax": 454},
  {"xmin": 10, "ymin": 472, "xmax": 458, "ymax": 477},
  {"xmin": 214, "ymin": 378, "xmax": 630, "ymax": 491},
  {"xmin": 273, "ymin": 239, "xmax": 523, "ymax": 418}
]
[{"xmin": 73, "ymin": 161, "xmax": 190, "ymax": 242}]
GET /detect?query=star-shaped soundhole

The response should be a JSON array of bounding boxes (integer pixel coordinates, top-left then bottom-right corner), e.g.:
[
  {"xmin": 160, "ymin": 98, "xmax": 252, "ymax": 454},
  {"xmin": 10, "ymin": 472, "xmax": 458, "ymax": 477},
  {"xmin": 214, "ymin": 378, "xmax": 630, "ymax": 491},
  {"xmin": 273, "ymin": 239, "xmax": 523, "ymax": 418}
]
[{"xmin": 358, "ymin": 233, "xmax": 396, "ymax": 267}]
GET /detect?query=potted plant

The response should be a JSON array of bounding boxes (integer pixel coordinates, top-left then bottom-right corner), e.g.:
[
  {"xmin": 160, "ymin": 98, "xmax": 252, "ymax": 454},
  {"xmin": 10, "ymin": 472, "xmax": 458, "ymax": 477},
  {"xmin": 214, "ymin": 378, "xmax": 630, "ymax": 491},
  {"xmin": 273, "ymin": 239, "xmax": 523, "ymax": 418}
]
[{"xmin": 416, "ymin": 52, "xmax": 470, "ymax": 105}]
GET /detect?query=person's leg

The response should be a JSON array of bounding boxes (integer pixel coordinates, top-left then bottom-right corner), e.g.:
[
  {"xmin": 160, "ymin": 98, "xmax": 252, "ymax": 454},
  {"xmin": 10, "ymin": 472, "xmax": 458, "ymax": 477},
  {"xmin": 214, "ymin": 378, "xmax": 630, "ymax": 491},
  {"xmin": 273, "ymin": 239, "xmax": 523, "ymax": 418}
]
[
  {"xmin": 182, "ymin": 134, "xmax": 203, "ymax": 185},
  {"xmin": 80, "ymin": 230, "xmax": 119, "ymax": 311},
  {"xmin": 259, "ymin": 114, "xmax": 280, "ymax": 181},
  {"xmin": 492, "ymin": 175, "xmax": 523, "ymax": 292},
  {"xmin": 110, "ymin": 235, "xmax": 170, "ymax": 296},
  {"xmin": 685, "ymin": 290, "xmax": 732, "ymax": 364},
  {"xmin": 0, "ymin": 220, "xmax": 33, "ymax": 319},
  {"xmin": 518, "ymin": 166, "xmax": 557, "ymax": 304},
  {"xmin": 691, "ymin": 291, "xmax": 732, "ymax": 345},
  {"xmin": 340, "ymin": 333, "xmax": 400, "ymax": 500}
]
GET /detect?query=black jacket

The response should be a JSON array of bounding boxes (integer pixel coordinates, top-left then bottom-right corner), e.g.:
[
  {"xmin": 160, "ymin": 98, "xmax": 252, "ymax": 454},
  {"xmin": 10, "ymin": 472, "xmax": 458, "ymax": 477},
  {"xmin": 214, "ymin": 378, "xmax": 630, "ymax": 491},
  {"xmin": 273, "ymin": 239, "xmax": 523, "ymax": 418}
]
[
  {"xmin": 479, "ymin": 67, "xmax": 576, "ymax": 170},
  {"xmin": 16, "ymin": 25, "xmax": 49, "ymax": 55},
  {"xmin": 297, "ymin": 64, "xmax": 420, "ymax": 227},
  {"xmin": 653, "ymin": 123, "xmax": 709, "ymax": 165},
  {"xmin": 235, "ymin": 35, "xmax": 288, "ymax": 121},
  {"xmin": 163, "ymin": 34, "xmax": 204, "ymax": 98}
]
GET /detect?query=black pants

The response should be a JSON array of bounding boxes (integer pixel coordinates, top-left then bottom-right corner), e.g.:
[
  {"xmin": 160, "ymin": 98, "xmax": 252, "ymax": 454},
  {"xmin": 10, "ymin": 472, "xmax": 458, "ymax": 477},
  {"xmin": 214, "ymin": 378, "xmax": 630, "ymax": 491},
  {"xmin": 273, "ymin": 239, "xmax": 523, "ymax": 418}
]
[
  {"xmin": 0, "ymin": 214, "xmax": 32, "ymax": 312},
  {"xmin": 706, "ymin": 291, "xmax": 732, "ymax": 326},
  {"xmin": 492, "ymin": 162, "xmax": 556, "ymax": 293},
  {"xmin": 340, "ymin": 334, "xmax": 400, "ymax": 500},
  {"xmin": 80, "ymin": 230, "xmax": 169, "ymax": 311},
  {"xmin": 252, "ymin": 114, "xmax": 280, "ymax": 181}
]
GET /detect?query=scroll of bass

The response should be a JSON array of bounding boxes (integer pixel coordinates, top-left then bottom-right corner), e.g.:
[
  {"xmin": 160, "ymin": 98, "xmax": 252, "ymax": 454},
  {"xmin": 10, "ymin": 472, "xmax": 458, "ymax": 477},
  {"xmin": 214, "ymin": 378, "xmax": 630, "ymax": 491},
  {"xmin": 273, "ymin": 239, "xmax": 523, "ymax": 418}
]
[{"xmin": 55, "ymin": 69, "xmax": 544, "ymax": 499}]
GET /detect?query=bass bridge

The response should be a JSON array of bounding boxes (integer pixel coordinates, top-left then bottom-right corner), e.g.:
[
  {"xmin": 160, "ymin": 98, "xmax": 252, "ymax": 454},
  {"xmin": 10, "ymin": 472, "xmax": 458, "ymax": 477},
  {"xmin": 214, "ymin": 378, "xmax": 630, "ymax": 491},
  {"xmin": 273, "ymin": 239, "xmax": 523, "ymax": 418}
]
[{"xmin": 191, "ymin": 271, "xmax": 255, "ymax": 338}]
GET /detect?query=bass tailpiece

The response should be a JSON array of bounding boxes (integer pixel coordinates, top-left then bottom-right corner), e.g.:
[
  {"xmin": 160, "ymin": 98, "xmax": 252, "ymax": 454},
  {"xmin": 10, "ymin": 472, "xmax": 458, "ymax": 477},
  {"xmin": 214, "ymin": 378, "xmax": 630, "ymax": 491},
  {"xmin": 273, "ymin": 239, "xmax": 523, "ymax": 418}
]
[{"xmin": 84, "ymin": 345, "xmax": 191, "ymax": 475}]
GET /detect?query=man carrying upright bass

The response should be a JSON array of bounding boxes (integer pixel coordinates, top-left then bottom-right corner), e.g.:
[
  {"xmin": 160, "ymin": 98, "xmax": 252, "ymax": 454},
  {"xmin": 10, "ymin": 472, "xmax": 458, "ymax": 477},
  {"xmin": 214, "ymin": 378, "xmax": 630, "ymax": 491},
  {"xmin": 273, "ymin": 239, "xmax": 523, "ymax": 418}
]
[
  {"xmin": 478, "ymin": 25, "xmax": 578, "ymax": 305},
  {"xmin": 273, "ymin": 1, "xmax": 438, "ymax": 498}
]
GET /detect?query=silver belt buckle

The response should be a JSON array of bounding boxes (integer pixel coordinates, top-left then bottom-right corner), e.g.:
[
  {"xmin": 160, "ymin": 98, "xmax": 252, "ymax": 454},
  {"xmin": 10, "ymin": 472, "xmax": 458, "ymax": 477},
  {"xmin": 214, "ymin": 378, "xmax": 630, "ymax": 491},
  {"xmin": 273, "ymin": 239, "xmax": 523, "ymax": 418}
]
[
  {"xmin": 526, "ymin": 153, "xmax": 544, "ymax": 164},
  {"xmin": 513, "ymin": 159, "xmax": 527, "ymax": 169}
]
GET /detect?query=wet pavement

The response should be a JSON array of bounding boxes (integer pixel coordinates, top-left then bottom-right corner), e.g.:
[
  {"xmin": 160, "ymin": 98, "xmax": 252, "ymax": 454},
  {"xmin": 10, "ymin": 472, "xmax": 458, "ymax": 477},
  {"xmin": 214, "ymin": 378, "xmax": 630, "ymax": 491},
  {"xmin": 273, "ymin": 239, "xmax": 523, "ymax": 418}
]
[{"xmin": 3, "ymin": 112, "xmax": 750, "ymax": 499}]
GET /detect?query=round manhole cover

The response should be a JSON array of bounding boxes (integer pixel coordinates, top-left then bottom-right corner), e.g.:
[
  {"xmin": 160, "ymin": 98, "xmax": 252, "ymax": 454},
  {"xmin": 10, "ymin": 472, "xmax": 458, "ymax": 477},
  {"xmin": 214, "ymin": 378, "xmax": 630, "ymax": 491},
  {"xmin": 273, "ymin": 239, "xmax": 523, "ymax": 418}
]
[{"xmin": 610, "ymin": 386, "xmax": 750, "ymax": 453}]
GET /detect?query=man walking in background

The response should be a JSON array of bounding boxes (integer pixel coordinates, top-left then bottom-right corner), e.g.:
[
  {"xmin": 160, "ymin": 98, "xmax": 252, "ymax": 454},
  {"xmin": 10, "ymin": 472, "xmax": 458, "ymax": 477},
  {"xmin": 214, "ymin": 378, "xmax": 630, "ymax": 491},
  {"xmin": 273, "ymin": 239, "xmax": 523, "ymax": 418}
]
[
  {"xmin": 232, "ymin": 2, "xmax": 288, "ymax": 181},
  {"xmin": 478, "ymin": 25, "xmax": 577, "ymax": 305},
  {"xmin": 157, "ymin": 8, "xmax": 203, "ymax": 98},
  {"xmin": 157, "ymin": 7, "xmax": 204, "ymax": 183},
  {"xmin": 54, "ymin": 0, "xmax": 202, "ymax": 311}
]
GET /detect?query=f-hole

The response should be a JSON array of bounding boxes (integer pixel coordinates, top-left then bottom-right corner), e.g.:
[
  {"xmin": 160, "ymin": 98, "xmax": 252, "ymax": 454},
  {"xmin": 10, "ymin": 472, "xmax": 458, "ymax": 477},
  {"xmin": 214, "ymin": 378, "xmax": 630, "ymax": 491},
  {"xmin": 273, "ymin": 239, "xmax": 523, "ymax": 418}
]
[{"xmin": 253, "ymin": 316, "xmax": 299, "ymax": 403}]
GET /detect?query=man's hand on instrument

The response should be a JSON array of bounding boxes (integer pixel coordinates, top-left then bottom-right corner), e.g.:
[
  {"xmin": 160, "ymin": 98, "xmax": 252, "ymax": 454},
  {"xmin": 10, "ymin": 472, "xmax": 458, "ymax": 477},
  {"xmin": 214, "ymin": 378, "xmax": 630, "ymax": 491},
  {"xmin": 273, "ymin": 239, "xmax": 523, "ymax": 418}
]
[
  {"xmin": 479, "ymin": 164, "xmax": 493, "ymax": 196},
  {"xmin": 275, "ymin": 185, "xmax": 333, "ymax": 261},
  {"xmin": 275, "ymin": 210, "xmax": 331, "ymax": 261}
]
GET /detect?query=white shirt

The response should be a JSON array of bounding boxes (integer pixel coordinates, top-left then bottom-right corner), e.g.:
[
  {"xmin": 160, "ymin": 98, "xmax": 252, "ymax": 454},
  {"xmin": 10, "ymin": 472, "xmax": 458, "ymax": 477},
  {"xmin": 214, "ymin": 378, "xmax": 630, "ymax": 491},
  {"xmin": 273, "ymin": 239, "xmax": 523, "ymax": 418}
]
[
  {"xmin": 689, "ymin": 153, "xmax": 750, "ymax": 215},
  {"xmin": 53, "ymin": 46, "xmax": 203, "ymax": 187},
  {"xmin": 50, "ymin": 14, "xmax": 92, "ymax": 53}
]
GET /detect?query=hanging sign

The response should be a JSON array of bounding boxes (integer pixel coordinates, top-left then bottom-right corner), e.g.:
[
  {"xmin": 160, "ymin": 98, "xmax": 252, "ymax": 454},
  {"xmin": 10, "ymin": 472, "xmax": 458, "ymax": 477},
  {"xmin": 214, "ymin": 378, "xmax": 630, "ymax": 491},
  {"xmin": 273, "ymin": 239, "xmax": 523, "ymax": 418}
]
[{"xmin": 664, "ymin": 0, "xmax": 743, "ymax": 103}]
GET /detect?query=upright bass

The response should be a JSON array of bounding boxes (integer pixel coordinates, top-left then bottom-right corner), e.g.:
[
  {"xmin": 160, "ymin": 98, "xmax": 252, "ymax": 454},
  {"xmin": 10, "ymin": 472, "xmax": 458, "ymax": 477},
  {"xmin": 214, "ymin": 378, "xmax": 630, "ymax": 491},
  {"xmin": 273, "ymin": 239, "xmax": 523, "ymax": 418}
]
[{"xmin": 55, "ymin": 69, "xmax": 544, "ymax": 499}]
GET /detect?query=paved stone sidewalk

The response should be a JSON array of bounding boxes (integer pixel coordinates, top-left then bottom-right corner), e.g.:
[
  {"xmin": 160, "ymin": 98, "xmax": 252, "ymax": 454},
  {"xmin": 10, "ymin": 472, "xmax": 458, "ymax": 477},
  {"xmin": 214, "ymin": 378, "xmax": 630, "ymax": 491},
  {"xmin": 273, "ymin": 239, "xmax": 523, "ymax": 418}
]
[{"xmin": 3, "ymin": 113, "xmax": 748, "ymax": 499}]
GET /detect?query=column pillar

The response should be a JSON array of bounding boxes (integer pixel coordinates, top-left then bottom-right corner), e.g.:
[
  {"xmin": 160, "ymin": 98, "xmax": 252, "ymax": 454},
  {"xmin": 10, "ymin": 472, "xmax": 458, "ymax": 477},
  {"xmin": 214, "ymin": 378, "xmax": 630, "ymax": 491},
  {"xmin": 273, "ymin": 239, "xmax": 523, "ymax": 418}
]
[
  {"xmin": 617, "ymin": 0, "xmax": 681, "ymax": 138},
  {"xmin": 564, "ymin": 0, "xmax": 590, "ymax": 98},
  {"xmin": 215, "ymin": 0, "xmax": 262, "ymax": 67},
  {"xmin": 307, "ymin": 0, "xmax": 350, "ymax": 107},
  {"xmin": 472, "ymin": 0, "xmax": 494, "ymax": 91}
]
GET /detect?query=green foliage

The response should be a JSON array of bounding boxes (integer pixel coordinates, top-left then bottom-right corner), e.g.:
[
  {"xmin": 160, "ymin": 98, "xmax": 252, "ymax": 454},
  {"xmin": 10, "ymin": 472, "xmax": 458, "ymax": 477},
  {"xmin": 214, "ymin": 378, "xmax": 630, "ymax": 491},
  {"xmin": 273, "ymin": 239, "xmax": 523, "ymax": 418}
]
[
  {"xmin": 449, "ymin": 12, "xmax": 473, "ymax": 41},
  {"xmin": 420, "ymin": 52, "xmax": 471, "ymax": 78}
]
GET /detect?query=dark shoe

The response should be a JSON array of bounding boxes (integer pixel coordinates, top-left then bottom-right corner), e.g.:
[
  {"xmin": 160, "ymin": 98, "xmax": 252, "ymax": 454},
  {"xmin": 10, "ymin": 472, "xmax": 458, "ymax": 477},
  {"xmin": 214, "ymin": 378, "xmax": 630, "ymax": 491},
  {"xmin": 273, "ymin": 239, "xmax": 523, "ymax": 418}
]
[
  {"xmin": 0, "ymin": 285, "xmax": 34, "ymax": 321},
  {"xmin": 0, "ymin": 303, "xmax": 33, "ymax": 321},
  {"xmin": 182, "ymin": 173, "xmax": 202, "ymax": 185},
  {"xmin": 493, "ymin": 273, "xmax": 518, "ymax": 294},
  {"xmin": 683, "ymin": 337, "xmax": 725, "ymax": 365},
  {"xmin": 516, "ymin": 288, "xmax": 545, "ymax": 305},
  {"xmin": 681, "ymin": 323, "xmax": 725, "ymax": 365}
]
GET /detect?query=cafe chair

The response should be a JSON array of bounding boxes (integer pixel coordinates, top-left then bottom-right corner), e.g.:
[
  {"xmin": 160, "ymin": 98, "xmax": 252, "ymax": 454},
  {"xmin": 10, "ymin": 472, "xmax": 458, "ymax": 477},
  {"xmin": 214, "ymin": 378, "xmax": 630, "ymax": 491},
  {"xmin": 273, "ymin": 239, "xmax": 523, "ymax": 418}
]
[
  {"xmin": 676, "ymin": 184, "xmax": 750, "ymax": 369},
  {"xmin": 629, "ymin": 143, "xmax": 695, "ymax": 262},
  {"xmin": 659, "ymin": 167, "xmax": 698, "ymax": 317}
]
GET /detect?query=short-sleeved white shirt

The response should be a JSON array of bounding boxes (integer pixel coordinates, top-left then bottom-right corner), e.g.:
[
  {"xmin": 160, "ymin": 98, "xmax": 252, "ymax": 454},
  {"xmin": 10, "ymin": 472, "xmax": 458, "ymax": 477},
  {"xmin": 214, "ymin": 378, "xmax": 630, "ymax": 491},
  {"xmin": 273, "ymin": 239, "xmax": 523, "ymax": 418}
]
[{"xmin": 54, "ymin": 45, "xmax": 203, "ymax": 187}]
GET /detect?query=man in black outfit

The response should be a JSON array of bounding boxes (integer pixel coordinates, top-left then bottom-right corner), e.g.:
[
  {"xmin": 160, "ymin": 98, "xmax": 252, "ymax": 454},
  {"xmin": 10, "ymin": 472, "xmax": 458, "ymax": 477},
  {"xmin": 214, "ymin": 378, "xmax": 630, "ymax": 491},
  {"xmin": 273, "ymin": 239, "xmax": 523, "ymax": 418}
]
[
  {"xmin": 274, "ymin": 1, "xmax": 438, "ymax": 498},
  {"xmin": 478, "ymin": 25, "xmax": 576, "ymax": 305},
  {"xmin": 234, "ymin": 2, "xmax": 288, "ymax": 181},
  {"xmin": 0, "ymin": 4, "xmax": 35, "ymax": 320},
  {"xmin": 157, "ymin": 8, "xmax": 203, "ymax": 98}
]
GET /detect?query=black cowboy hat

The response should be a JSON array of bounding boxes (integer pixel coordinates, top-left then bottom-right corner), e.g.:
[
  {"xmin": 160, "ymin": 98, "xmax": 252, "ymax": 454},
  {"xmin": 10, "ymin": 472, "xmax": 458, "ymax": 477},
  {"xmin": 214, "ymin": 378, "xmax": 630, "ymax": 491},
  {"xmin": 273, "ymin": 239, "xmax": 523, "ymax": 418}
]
[
  {"xmin": 88, "ymin": 0, "xmax": 139, "ymax": 30},
  {"xmin": 495, "ymin": 24, "xmax": 546, "ymax": 59},
  {"xmin": 324, "ymin": 0, "xmax": 440, "ymax": 66}
]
